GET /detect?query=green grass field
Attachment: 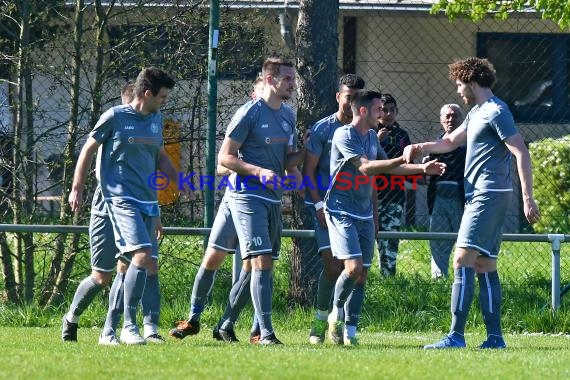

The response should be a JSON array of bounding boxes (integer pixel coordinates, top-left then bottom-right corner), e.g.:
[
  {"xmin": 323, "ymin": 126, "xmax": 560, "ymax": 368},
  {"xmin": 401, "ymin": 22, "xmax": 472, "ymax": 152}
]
[{"xmin": 1, "ymin": 327, "xmax": 569, "ymax": 380}]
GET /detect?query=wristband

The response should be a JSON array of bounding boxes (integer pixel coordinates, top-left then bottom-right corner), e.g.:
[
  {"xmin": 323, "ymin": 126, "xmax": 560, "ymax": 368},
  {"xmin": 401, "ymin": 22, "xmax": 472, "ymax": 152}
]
[{"xmin": 314, "ymin": 201, "xmax": 324, "ymax": 211}]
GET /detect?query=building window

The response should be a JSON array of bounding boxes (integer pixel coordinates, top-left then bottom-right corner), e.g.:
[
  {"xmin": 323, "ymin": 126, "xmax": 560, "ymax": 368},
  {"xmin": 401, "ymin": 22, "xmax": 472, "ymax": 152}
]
[{"xmin": 477, "ymin": 33, "xmax": 570, "ymax": 123}]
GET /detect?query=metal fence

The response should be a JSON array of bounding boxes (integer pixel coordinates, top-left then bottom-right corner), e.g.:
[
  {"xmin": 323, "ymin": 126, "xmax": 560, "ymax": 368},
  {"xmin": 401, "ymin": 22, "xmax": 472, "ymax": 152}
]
[
  {"xmin": 1, "ymin": 1, "xmax": 570, "ymax": 304},
  {"xmin": 0, "ymin": 224, "xmax": 568, "ymax": 313}
]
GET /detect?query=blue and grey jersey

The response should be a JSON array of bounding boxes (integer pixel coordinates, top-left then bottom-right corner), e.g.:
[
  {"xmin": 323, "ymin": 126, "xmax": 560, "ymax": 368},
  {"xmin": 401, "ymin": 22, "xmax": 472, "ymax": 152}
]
[
  {"xmin": 90, "ymin": 104, "xmax": 163, "ymax": 216},
  {"xmin": 304, "ymin": 113, "xmax": 342, "ymax": 204},
  {"xmin": 325, "ymin": 125, "xmax": 383, "ymax": 220},
  {"xmin": 462, "ymin": 96, "xmax": 517, "ymax": 198},
  {"xmin": 226, "ymin": 99, "xmax": 296, "ymax": 203}
]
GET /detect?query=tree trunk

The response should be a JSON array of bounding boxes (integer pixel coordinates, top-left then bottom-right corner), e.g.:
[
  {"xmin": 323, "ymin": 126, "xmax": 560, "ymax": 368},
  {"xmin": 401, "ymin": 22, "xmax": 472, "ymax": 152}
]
[
  {"xmin": 11, "ymin": 0, "xmax": 36, "ymax": 303},
  {"xmin": 0, "ymin": 232, "xmax": 18, "ymax": 303},
  {"xmin": 288, "ymin": 0, "xmax": 339, "ymax": 307},
  {"xmin": 41, "ymin": 0, "xmax": 86, "ymax": 307}
]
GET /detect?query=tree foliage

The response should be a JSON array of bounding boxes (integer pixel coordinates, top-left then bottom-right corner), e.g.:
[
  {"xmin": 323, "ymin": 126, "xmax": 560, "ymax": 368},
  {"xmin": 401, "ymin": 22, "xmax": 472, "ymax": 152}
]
[{"xmin": 431, "ymin": 0, "xmax": 570, "ymax": 30}]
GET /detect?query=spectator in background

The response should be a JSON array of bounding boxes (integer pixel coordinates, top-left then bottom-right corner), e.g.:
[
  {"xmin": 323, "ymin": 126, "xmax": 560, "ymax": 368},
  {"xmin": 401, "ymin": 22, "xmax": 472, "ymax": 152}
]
[
  {"xmin": 375, "ymin": 94, "xmax": 411, "ymax": 276},
  {"xmin": 427, "ymin": 104, "xmax": 466, "ymax": 278}
]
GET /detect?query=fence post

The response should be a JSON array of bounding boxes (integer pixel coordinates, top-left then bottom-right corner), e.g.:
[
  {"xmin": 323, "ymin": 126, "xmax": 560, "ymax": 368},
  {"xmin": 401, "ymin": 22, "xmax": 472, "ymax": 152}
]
[{"xmin": 548, "ymin": 234, "xmax": 565, "ymax": 312}]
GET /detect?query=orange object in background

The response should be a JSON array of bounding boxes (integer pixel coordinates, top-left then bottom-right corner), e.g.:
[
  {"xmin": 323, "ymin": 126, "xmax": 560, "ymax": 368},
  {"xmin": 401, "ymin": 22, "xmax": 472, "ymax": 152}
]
[{"xmin": 158, "ymin": 119, "xmax": 181, "ymax": 205}]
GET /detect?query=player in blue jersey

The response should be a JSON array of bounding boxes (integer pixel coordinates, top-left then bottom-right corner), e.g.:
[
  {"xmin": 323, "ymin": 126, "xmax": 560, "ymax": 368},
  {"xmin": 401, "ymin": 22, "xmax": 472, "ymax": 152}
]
[
  {"xmin": 404, "ymin": 57, "xmax": 540, "ymax": 349},
  {"xmin": 65, "ymin": 67, "xmax": 178, "ymax": 345},
  {"xmin": 304, "ymin": 74, "xmax": 365, "ymax": 344},
  {"xmin": 325, "ymin": 90, "xmax": 446, "ymax": 345}
]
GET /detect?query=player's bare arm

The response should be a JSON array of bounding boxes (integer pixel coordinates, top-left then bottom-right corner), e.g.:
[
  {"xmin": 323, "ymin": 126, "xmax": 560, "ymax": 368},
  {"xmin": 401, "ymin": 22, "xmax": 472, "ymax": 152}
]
[
  {"xmin": 68, "ymin": 136, "xmax": 100, "ymax": 212},
  {"xmin": 403, "ymin": 127, "xmax": 467, "ymax": 163},
  {"xmin": 388, "ymin": 160, "xmax": 447, "ymax": 176},
  {"xmin": 504, "ymin": 133, "xmax": 540, "ymax": 224},
  {"xmin": 216, "ymin": 164, "xmax": 231, "ymax": 176},
  {"xmin": 351, "ymin": 155, "xmax": 405, "ymax": 176}
]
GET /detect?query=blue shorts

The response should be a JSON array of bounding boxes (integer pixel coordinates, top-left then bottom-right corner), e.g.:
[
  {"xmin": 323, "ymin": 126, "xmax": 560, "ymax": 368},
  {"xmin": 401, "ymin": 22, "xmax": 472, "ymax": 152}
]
[
  {"xmin": 306, "ymin": 205, "xmax": 331, "ymax": 253},
  {"xmin": 227, "ymin": 195, "xmax": 281, "ymax": 260},
  {"xmin": 208, "ymin": 195, "xmax": 238, "ymax": 253},
  {"xmin": 456, "ymin": 192, "xmax": 511, "ymax": 258},
  {"xmin": 325, "ymin": 212, "xmax": 375, "ymax": 267},
  {"xmin": 105, "ymin": 198, "xmax": 159, "ymax": 257}
]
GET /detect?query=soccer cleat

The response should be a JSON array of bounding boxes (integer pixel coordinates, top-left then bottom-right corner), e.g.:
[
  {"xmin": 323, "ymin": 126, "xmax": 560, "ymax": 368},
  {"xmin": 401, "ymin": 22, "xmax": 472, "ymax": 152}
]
[
  {"xmin": 120, "ymin": 325, "xmax": 146, "ymax": 345},
  {"xmin": 98, "ymin": 333, "xmax": 120, "ymax": 346},
  {"xmin": 169, "ymin": 320, "xmax": 200, "ymax": 339},
  {"xmin": 308, "ymin": 319, "xmax": 327, "ymax": 344},
  {"xmin": 327, "ymin": 313, "xmax": 344, "ymax": 345},
  {"xmin": 344, "ymin": 335, "xmax": 358, "ymax": 346},
  {"xmin": 259, "ymin": 333, "xmax": 283, "ymax": 345},
  {"xmin": 213, "ymin": 325, "xmax": 239, "ymax": 343},
  {"xmin": 249, "ymin": 331, "xmax": 261, "ymax": 344},
  {"xmin": 62, "ymin": 316, "xmax": 78, "ymax": 342},
  {"xmin": 144, "ymin": 333, "xmax": 166, "ymax": 344},
  {"xmin": 424, "ymin": 334, "xmax": 466, "ymax": 349},
  {"xmin": 479, "ymin": 336, "xmax": 506, "ymax": 349}
]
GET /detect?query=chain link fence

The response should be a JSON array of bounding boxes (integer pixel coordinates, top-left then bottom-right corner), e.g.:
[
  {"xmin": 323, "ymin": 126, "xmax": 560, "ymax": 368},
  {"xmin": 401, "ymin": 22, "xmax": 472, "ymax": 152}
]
[{"xmin": 0, "ymin": 1, "xmax": 569, "ymax": 308}]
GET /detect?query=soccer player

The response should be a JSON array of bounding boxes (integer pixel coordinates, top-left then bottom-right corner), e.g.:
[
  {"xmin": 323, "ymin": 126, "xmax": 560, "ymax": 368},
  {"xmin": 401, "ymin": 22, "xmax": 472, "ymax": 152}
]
[
  {"xmin": 170, "ymin": 69, "xmax": 300, "ymax": 344},
  {"xmin": 168, "ymin": 79, "xmax": 256, "ymax": 344},
  {"xmin": 325, "ymin": 90, "xmax": 445, "ymax": 345},
  {"xmin": 304, "ymin": 73, "xmax": 365, "ymax": 344},
  {"xmin": 219, "ymin": 56, "xmax": 299, "ymax": 344},
  {"xmin": 66, "ymin": 67, "xmax": 177, "ymax": 345},
  {"xmin": 403, "ymin": 57, "xmax": 540, "ymax": 349},
  {"xmin": 62, "ymin": 82, "xmax": 165, "ymax": 345}
]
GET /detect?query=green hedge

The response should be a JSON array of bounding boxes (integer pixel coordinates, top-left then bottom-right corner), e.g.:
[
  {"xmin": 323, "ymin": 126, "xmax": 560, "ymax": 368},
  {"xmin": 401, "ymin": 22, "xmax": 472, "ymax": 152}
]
[{"xmin": 530, "ymin": 136, "xmax": 570, "ymax": 233}]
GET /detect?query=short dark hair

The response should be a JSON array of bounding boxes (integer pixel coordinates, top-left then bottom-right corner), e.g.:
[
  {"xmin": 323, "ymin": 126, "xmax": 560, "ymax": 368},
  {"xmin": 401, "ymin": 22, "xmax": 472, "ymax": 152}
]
[
  {"xmin": 338, "ymin": 74, "xmax": 365, "ymax": 91},
  {"xmin": 121, "ymin": 82, "xmax": 134, "ymax": 101},
  {"xmin": 133, "ymin": 67, "xmax": 175, "ymax": 98},
  {"xmin": 262, "ymin": 57, "xmax": 294, "ymax": 77},
  {"xmin": 448, "ymin": 57, "xmax": 496, "ymax": 88},
  {"xmin": 380, "ymin": 93, "xmax": 397, "ymax": 110},
  {"xmin": 351, "ymin": 89, "xmax": 383, "ymax": 113}
]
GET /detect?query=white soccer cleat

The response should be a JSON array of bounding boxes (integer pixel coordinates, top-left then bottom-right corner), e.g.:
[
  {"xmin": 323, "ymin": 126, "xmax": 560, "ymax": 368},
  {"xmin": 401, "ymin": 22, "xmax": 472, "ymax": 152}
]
[
  {"xmin": 98, "ymin": 333, "xmax": 120, "ymax": 346},
  {"xmin": 120, "ymin": 325, "xmax": 146, "ymax": 345}
]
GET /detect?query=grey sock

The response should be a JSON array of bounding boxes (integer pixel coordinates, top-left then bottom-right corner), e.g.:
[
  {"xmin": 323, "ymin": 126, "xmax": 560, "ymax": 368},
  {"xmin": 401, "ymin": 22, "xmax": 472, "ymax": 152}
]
[
  {"xmin": 449, "ymin": 267, "xmax": 475, "ymax": 336},
  {"xmin": 103, "ymin": 272, "xmax": 124, "ymax": 336},
  {"xmin": 250, "ymin": 268, "xmax": 273, "ymax": 339},
  {"xmin": 333, "ymin": 271, "xmax": 357, "ymax": 311},
  {"xmin": 123, "ymin": 264, "xmax": 147, "ymax": 328},
  {"xmin": 478, "ymin": 271, "xmax": 503, "ymax": 338},
  {"xmin": 220, "ymin": 269, "xmax": 251, "ymax": 330},
  {"xmin": 141, "ymin": 274, "xmax": 160, "ymax": 327},
  {"xmin": 68, "ymin": 276, "xmax": 103, "ymax": 320},
  {"xmin": 189, "ymin": 266, "xmax": 216, "ymax": 321},
  {"xmin": 345, "ymin": 282, "xmax": 365, "ymax": 327},
  {"xmin": 315, "ymin": 270, "xmax": 336, "ymax": 312}
]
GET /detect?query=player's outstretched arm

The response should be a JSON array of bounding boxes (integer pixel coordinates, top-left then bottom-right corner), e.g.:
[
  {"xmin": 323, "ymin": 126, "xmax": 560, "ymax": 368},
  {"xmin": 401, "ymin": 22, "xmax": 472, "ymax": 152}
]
[
  {"xmin": 505, "ymin": 133, "xmax": 540, "ymax": 224},
  {"xmin": 352, "ymin": 155, "xmax": 405, "ymax": 176},
  {"xmin": 69, "ymin": 137, "xmax": 100, "ymax": 212}
]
